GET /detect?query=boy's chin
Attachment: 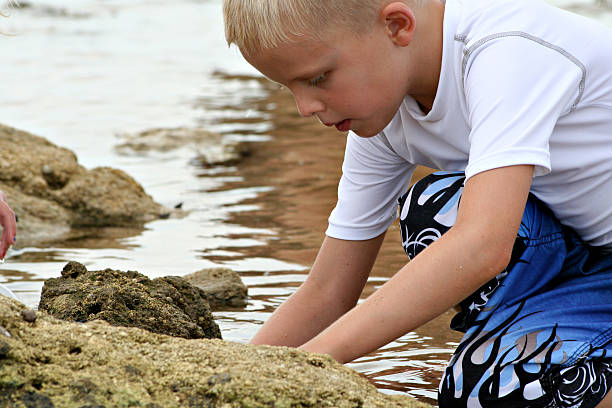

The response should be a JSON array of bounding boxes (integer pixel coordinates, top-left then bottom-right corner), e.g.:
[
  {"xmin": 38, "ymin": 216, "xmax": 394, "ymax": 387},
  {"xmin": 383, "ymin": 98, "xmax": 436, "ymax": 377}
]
[{"xmin": 351, "ymin": 127, "xmax": 383, "ymax": 139}]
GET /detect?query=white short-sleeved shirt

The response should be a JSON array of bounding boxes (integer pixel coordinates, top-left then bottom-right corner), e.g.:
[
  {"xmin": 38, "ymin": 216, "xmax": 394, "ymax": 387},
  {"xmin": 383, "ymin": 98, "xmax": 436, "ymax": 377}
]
[{"xmin": 326, "ymin": 0, "xmax": 612, "ymax": 250}]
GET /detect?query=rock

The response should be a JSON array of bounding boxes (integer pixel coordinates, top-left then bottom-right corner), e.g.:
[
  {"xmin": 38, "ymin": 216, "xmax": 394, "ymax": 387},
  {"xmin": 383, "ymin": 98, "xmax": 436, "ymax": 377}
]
[
  {"xmin": 115, "ymin": 127, "xmax": 251, "ymax": 167},
  {"xmin": 60, "ymin": 261, "xmax": 87, "ymax": 278},
  {"xmin": 0, "ymin": 294, "xmax": 431, "ymax": 407},
  {"xmin": 0, "ymin": 124, "xmax": 169, "ymax": 244},
  {"xmin": 0, "ymin": 325, "xmax": 10, "ymax": 337},
  {"xmin": 39, "ymin": 262, "xmax": 221, "ymax": 340},
  {"xmin": 19, "ymin": 392, "xmax": 54, "ymax": 408},
  {"xmin": 0, "ymin": 339, "xmax": 9, "ymax": 358},
  {"xmin": 56, "ymin": 167, "xmax": 164, "ymax": 227},
  {"xmin": 20, "ymin": 309, "xmax": 36, "ymax": 323},
  {"xmin": 183, "ymin": 268, "xmax": 248, "ymax": 308}
]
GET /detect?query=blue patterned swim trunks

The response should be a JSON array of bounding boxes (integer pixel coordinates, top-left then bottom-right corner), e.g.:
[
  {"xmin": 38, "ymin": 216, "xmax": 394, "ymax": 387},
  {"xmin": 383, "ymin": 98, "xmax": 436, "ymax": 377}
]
[{"xmin": 398, "ymin": 171, "xmax": 612, "ymax": 408}]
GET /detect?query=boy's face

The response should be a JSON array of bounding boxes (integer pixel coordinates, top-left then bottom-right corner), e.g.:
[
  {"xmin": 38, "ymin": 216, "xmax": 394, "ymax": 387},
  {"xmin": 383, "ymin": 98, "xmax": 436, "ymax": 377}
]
[{"xmin": 243, "ymin": 25, "xmax": 413, "ymax": 138}]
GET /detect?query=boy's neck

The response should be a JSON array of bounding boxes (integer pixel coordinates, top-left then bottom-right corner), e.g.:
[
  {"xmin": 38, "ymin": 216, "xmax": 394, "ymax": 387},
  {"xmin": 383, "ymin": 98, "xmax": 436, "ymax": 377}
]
[{"xmin": 408, "ymin": 0, "xmax": 445, "ymax": 113}]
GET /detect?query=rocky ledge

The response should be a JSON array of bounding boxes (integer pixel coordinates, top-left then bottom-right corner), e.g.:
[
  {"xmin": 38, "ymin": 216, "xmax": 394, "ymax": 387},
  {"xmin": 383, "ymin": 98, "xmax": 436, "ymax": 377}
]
[{"xmin": 0, "ymin": 293, "xmax": 430, "ymax": 407}]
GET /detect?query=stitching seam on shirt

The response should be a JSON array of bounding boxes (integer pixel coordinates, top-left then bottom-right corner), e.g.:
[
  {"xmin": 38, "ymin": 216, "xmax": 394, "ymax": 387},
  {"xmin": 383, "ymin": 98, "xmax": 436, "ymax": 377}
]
[{"xmin": 454, "ymin": 32, "xmax": 586, "ymax": 111}]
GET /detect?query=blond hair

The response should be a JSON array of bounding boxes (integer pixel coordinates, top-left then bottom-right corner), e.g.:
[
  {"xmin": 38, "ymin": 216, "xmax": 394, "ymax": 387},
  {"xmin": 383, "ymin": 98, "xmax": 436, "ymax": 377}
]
[{"xmin": 223, "ymin": 0, "xmax": 388, "ymax": 54}]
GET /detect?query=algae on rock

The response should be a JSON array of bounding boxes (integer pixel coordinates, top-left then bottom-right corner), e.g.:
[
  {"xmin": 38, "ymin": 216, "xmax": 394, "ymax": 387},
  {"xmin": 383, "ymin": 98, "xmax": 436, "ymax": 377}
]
[
  {"xmin": 0, "ymin": 294, "xmax": 431, "ymax": 408},
  {"xmin": 39, "ymin": 261, "xmax": 221, "ymax": 339}
]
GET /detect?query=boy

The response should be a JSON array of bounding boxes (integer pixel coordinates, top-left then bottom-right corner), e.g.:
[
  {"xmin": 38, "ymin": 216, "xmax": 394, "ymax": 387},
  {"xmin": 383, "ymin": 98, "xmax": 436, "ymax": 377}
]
[{"xmin": 223, "ymin": 0, "xmax": 612, "ymax": 406}]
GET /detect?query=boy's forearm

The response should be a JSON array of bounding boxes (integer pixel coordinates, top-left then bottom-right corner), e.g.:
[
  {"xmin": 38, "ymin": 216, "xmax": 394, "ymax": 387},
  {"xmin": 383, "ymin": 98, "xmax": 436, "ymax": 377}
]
[
  {"xmin": 251, "ymin": 235, "xmax": 385, "ymax": 347},
  {"xmin": 250, "ymin": 279, "xmax": 354, "ymax": 347}
]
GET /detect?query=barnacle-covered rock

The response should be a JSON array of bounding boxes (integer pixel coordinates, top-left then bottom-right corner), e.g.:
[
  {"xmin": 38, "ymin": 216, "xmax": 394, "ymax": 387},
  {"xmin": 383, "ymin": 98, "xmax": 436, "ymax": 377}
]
[{"xmin": 39, "ymin": 261, "xmax": 221, "ymax": 339}]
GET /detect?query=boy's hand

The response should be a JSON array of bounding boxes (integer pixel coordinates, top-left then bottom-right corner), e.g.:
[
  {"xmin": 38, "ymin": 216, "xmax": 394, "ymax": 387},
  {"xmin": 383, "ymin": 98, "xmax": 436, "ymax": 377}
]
[{"xmin": 0, "ymin": 191, "xmax": 17, "ymax": 260}]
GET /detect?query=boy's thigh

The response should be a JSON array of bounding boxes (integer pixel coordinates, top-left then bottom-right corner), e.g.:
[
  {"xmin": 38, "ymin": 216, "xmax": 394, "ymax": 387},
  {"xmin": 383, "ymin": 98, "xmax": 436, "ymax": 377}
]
[
  {"xmin": 398, "ymin": 171, "xmax": 612, "ymax": 407},
  {"xmin": 398, "ymin": 171, "xmax": 465, "ymax": 260},
  {"xmin": 437, "ymin": 238, "xmax": 612, "ymax": 407},
  {"xmin": 438, "ymin": 269, "xmax": 612, "ymax": 407}
]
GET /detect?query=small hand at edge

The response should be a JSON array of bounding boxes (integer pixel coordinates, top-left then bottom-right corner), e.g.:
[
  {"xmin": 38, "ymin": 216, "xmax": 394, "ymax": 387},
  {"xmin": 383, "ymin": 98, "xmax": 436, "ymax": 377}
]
[{"xmin": 0, "ymin": 191, "xmax": 17, "ymax": 260}]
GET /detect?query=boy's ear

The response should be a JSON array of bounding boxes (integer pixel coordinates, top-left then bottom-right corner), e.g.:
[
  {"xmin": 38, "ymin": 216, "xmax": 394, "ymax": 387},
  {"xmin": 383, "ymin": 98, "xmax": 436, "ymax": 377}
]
[{"xmin": 381, "ymin": 2, "xmax": 416, "ymax": 46}]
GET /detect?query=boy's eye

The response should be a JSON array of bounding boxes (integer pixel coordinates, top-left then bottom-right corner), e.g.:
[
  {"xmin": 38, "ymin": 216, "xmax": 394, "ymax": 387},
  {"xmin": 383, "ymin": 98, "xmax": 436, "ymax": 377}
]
[{"xmin": 308, "ymin": 72, "xmax": 328, "ymax": 87}]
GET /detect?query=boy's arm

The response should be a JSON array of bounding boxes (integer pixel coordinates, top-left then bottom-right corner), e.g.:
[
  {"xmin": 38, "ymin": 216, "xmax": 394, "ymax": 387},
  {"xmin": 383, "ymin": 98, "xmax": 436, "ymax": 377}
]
[
  {"xmin": 250, "ymin": 233, "xmax": 385, "ymax": 347},
  {"xmin": 300, "ymin": 164, "xmax": 534, "ymax": 363}
]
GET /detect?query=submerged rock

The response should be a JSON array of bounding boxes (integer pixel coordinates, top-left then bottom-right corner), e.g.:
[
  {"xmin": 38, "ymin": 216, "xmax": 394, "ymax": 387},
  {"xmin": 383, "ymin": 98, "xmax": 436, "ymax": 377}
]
[
  {"xmin": 115, "ymin": 127, "xmax": 251, "ymax": 167},
  {"xmin": 0, "ymin": 294, "xmax": 430, "ymax": 407},
  {"xmin": 184, "ymin": 268, "xmax": 248, "ymax": 308},
  {"xmin": 39, "ymin": 261, "xmax": 221, "ymax": 339},
  {"xmin": 0, "ymin": 124, "xmax": 169, "ymax": 244}
]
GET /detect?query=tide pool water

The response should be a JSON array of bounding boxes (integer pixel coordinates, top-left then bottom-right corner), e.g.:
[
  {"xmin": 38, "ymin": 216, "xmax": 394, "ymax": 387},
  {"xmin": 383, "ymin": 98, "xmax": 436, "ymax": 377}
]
[{"xmin": 0, "ymin": 0, "xmax": 610, "ymax": 404}]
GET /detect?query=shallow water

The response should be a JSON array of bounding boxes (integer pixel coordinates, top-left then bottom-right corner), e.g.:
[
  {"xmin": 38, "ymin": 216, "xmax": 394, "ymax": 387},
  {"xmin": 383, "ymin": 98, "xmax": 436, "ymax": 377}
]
[{"xmin": 0, "ymin": 0, "xmax": 610, "ymax": 404}]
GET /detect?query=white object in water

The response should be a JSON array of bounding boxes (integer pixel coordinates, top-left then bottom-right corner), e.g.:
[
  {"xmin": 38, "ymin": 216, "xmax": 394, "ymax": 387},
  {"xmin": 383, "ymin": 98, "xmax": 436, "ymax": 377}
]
[{"xmin": 0, "ymin": 283, "xmax": 17, "ymax": 300}]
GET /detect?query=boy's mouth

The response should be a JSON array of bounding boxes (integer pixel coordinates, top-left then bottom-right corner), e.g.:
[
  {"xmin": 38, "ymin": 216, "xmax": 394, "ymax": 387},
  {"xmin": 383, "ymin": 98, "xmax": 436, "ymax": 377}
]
[{"xmin": 328, "ymin": 119, "xmax": 351, "ymax": 132}]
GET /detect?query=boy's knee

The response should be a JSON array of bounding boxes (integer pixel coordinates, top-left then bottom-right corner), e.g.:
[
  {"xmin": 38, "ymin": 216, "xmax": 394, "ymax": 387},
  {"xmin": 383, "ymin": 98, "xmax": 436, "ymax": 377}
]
[{"xmin": 398, "ymin": 171, "xmax": 465, "ymax": 258}]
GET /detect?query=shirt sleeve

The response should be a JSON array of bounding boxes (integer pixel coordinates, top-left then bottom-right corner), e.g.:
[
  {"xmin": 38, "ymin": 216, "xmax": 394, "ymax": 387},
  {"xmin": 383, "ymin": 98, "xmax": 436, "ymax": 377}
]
[
  {"xmin": 326, "ymin": 131, "xmax": 416, "ymax": 240},
  {"xmin": 463, "ymin": 35, "xmax": 584, "ymax": 180}
]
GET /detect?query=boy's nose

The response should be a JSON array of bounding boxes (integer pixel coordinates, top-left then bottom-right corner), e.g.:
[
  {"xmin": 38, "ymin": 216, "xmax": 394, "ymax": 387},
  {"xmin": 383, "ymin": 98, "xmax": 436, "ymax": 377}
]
[{"xmin": 294, "ymin": 94, "xmax": 324, "ymax": 117}]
